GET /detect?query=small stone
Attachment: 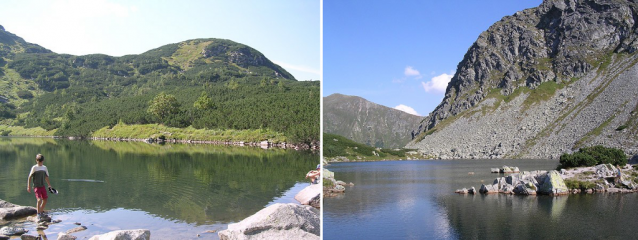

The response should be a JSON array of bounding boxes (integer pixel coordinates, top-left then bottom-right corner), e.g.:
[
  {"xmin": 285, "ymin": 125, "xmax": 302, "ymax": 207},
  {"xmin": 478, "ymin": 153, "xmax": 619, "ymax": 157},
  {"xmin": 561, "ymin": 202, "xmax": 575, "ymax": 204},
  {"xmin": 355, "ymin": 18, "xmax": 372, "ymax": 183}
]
[
  {"xmin": 20, "ymin": 235, "xmax": 38, "ymax": 240},
  {"xmin": 66, "ymin": 226, "xmax": 87, "ymax": 234}
]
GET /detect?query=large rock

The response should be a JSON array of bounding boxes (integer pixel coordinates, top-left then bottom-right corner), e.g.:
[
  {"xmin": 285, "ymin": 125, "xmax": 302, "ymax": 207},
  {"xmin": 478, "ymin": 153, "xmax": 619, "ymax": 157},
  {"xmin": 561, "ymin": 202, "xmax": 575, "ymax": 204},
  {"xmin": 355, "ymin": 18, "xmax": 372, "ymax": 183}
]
[
  {"xmin": 595, "ymin": 164, "xmax": 618, "ymax": 178},
  {"xmin": 218, "ymin": 203, "xmax": 319, "ymax": 240},
  {"xmin": 538, "ymin": 170, "xmax": 569, "ymax": 195},
  {"xmin": 0, "ymin": 207, "xmax": 37, "ymax": 220},
  {"xmin": 294, "ymin": 184, "xmax": 320, "ymax": 208},
  {"xmin": 0, "ymin": 200, "xmax": 37, "ymax": 220},
  {"xmin": 88, "ymin": 229, "xmax": 150, "ymax": 240},
  {"xmin": 323, "ymin": 168, "xmax": 334, "ymax": 179},
  {"xmin": 57, "ymin": 232, "xmax": 77, "ymax": 240},
  {"xmin": 479, "ymin": 184, "xmax": 499, "ymax": 194}
]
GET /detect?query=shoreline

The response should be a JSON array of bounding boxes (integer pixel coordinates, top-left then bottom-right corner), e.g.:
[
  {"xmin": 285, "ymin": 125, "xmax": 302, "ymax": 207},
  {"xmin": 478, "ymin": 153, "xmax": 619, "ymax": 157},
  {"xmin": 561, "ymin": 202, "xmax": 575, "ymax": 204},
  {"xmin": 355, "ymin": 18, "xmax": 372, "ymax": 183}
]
[{"xmin": 1, "ymin": 135, "xmax": 318, "ymax": 151}]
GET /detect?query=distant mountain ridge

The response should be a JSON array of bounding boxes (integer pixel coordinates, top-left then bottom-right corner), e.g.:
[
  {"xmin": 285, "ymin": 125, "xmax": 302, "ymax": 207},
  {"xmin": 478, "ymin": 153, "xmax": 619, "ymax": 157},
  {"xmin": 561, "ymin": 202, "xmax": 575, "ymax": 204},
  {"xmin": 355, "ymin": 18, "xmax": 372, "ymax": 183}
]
[
  {"xmin": 323, "ymin": 93, "xmax": 421, "ymax": 149},
  {"xmin": 0, "ymin": 25, "xmax": 318, "ymax": 143},
  {"xmin": 408, "ymin": 0, "xmax": 638, "ymax": 159}
]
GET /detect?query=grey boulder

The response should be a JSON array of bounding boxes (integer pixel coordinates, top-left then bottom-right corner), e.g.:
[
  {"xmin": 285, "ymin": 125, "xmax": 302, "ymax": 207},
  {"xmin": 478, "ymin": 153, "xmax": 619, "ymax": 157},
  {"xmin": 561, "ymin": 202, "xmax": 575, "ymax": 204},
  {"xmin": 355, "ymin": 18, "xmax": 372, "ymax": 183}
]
[
  {"xmin": 294, "ymin": 184, "xmax": 321, "ymax": 208},
  {"xmin": 218, "ymin": 203, "xmax": 320, "ymax": 240},
  {"xmin": 88, "ymin": 229, "xmax": 150, "ymax": 240}
]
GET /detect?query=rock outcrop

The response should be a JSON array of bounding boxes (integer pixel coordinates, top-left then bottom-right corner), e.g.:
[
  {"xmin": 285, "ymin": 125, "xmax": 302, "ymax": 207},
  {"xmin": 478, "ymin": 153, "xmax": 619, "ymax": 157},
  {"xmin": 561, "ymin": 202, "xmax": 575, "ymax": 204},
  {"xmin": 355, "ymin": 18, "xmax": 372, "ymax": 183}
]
[
  {"xmin": 218, "ymin": 203, "xmax": 320, "ymax": 240},
  {"xmin": 0, "ymin": 200, "xmax": 36, "ymax": 220},
  {"xmin": 294, "ymin": 184, "xmax": 321, "ymax": 208},
  {"xmin": 458, "ymin": 170, "xmax": 568, "ymax": 196},
  {"xmin": 88, "ymin": 229, "xmax": 150, "ymax": 240},
  {"xmin": 408, "ymin": 0, "xmax": 638, "ymax": 159}
]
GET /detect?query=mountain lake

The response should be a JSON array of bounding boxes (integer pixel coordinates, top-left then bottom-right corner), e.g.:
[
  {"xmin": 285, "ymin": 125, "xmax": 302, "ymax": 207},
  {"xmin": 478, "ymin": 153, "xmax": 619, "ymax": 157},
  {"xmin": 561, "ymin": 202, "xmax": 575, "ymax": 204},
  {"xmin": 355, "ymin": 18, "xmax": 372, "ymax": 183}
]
[
  {"xmin": 324, "ymin": 159, "xmax": 638, "ymax": 239},
  {"xmin": 0, "ymin": 137, "xmax": 317, "ymax": 239}
]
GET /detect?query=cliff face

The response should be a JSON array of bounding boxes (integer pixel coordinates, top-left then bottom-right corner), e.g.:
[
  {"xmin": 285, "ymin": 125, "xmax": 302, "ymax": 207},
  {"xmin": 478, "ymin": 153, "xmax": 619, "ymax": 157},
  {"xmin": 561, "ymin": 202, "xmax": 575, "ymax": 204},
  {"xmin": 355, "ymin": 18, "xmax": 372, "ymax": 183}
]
[
  {"xmin": 408, "ymin": 0, "xmax": 638, "ymax": 159},
  {"xmin": 324, "ymin": 94, "xmax": 422, "ymax": 149}
]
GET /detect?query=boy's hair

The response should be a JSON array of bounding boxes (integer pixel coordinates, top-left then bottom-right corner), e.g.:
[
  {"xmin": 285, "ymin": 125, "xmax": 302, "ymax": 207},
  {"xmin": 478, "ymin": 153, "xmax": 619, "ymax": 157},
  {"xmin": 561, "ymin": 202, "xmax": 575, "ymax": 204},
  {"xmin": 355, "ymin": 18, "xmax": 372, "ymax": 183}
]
[{"xmin": 36, "ymin": 154, "xmax": 44, "ymax": 162}]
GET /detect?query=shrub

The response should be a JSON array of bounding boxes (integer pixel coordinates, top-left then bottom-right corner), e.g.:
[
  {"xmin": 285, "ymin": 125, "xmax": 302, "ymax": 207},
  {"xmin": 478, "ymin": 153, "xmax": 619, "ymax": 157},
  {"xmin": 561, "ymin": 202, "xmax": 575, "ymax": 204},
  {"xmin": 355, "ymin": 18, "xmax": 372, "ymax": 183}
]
[
  {"xmin": 559, "ymin": 146, "xmax": 627, "ymax": 168},
  {"xmin": 17, "ymin": 90, "xmax": 34, "ymax": 99},
  {"xmin": 565, "ymin": 179, "xmax": 596, "ymax": 190}
]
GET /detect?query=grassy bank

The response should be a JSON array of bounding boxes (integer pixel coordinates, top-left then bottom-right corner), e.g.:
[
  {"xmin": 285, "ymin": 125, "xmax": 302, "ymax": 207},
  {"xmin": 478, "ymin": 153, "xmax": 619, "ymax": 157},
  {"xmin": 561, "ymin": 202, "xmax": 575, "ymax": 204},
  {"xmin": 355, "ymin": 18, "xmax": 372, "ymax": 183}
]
[
  {"xmin": 323, "ymin": 132, "xmax": 420, "ymax": 162},
  {"xmin": 0, "ymin": 123, "xmax": 288, "ymax": 143},
  {"xmin": 0, "ymin": 125, "xmax": 57, "ymax": 136}
]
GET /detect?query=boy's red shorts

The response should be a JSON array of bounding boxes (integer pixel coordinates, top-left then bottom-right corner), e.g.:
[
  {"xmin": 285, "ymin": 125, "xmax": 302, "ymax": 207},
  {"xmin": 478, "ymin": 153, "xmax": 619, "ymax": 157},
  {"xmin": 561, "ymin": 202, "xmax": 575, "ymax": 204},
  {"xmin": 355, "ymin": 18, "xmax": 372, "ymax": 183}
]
[{"xmin": 34, "ymin": 187, "xmax": 48, "ymax": 199}]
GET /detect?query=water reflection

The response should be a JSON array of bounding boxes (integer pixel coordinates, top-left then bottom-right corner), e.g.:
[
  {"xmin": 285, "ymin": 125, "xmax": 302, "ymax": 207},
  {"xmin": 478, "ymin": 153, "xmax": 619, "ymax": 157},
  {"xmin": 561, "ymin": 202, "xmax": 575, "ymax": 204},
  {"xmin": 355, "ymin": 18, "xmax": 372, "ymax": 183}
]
[
  {"xmin": 0, "ymin": 137, "xmax": 317, "ymax": 225},
  {"xmin": 324, "ymin": 160, "xmax": 638, "ymax": 240}
]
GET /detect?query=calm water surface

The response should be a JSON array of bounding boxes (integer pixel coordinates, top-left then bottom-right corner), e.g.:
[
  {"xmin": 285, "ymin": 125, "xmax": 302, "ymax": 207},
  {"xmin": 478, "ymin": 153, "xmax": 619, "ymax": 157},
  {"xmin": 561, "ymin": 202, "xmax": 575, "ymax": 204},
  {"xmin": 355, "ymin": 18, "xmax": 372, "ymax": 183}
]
[
  {"xmin": 324, "ymin": 160, "xmax": 638, "ymax": 240},
  {"xmin": 0, "ymin": 137, "xmax": 317, "ymax": 239}
]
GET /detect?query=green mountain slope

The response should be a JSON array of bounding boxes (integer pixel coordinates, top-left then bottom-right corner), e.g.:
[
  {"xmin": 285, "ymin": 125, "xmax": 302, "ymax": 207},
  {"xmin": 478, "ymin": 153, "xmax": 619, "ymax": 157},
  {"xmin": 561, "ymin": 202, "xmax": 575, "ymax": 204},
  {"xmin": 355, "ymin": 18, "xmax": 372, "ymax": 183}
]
[
  {"xmin": 323, "ymin": 132, "xmax": 419, "ymax": 162},
  {"xmin": 0, "ymin": 25, "xmax": 318, "ymax": 144}
]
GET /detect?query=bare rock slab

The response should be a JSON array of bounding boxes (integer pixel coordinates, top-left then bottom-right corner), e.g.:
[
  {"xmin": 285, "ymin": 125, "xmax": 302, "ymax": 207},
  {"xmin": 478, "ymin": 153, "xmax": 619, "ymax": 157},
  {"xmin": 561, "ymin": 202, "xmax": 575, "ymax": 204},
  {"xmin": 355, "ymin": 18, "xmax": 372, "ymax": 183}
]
[
  {"xmin": 294, "ymin": 184, "xmax": 321, "ymax": 208},
  {"xmin": 0, "ymin": 200, "xmax": 37, "ymax": 220},
  {"xmin": 218, "ymin": 203, "xmax": 320, "ymax": 240},
  {"xmin": 88, "ymin": 229, "xmax": 150, "ymax": 240}
]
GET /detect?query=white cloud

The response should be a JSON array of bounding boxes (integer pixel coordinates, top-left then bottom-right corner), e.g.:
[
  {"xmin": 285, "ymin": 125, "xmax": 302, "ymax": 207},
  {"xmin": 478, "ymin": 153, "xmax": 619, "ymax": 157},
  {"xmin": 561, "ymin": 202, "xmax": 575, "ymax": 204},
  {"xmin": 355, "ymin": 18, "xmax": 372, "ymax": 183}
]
[
  {"xmin": 272, "ymin": 60, "xmax": 320, "ymax": 80},
  {"xmin": 394, "ymin": 104, "xmax": 420, "ymax": 116},
  {"xmin": 422, "ymin": 73, "xmax": 453, "ymax": 93},
  {"xmin": 404, "ymin": 66, "xmax": 422, "ymax": 79}
]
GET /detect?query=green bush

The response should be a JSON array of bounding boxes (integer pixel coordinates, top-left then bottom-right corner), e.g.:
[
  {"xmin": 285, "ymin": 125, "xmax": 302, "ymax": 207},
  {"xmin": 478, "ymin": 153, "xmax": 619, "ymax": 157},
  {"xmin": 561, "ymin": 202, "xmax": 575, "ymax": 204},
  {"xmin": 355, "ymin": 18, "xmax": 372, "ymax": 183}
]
[
  {"xmin": 564, "ymin": 179, "xmax": 597, "ymax": 190},
  {"xmin": 559, "ymin": 145, "xmax": 627, "ymax": 168},
  {"xmin": 17, "ymin": 90, "xmax": 34, "ymax": 99}
]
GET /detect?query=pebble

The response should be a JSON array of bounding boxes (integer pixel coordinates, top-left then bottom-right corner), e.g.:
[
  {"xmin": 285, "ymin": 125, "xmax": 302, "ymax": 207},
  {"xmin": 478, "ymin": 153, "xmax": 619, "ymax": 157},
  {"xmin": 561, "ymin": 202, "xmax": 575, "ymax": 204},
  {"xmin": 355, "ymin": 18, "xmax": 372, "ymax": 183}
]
[{"xmin": 66, "ymin": 226, "xmax": 87, "ymax": 234}]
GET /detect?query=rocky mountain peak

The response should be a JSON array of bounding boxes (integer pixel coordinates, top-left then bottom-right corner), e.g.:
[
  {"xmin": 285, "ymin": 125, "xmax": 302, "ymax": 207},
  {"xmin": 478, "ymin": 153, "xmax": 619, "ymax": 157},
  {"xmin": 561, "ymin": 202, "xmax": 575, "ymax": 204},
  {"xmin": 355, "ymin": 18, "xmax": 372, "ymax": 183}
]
[
  {"xmin": 418, "ymin": 0, "xmax": 638, "ymax": 132},
  {"xmin": 409, "ymin": 0, "xmax": 638, "ymax": 159}
]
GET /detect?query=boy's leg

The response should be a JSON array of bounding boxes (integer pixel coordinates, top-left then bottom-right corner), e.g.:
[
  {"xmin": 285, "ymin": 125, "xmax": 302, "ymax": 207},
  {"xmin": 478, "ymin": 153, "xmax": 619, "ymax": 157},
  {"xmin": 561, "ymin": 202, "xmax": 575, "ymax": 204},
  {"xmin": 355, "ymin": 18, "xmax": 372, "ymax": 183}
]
[
  {"xmin": 40, "ymin": 198, "xmax": 47, "ymax": 214},
  {"xmin": 36, "ymin": 198, "xmax": 42, "ymax": 213}
]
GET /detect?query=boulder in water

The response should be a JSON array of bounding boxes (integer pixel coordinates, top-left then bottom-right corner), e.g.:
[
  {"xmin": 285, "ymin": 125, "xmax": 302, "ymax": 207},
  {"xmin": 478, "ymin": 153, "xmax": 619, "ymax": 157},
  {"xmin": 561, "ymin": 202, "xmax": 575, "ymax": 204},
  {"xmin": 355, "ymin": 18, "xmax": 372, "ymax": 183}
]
[
  {"xmin": 218, "ymin": 203, "xmax": 319, "ymax": 240},
  {"xmin": 538, "ymin": 170, "xmax": 568, "ymax": 195},
  {"xmin": 88, "ymin": 229, "xmax": 150, "ymax": 240},
  {"xmin": 295, "ymin": 184, "xmax": 320, "ymax": 208}
]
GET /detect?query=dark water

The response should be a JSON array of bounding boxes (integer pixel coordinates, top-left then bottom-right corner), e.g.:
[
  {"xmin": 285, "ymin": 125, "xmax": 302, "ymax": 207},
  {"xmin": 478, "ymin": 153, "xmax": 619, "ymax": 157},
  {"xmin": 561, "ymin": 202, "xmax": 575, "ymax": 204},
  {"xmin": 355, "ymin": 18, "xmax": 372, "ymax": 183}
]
[
  {"xmin": 0, "ymin": 137, "xmax": 317, "ymax": 239},
  {"xmin": 323, "ymin": 160, "xmax": 638, "ymax": 240}
]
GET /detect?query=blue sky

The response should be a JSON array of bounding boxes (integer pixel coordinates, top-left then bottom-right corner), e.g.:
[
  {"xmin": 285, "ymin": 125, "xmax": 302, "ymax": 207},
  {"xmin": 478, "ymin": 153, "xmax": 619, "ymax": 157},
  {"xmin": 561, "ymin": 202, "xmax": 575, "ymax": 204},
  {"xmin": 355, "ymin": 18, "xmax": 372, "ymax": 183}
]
[
  {"xmin": 324, "ymin": 0, "xmax": 542, "ymax": 116},
  {"xmin": 0, "ymin": 0, "xmax": 320, "ymax": 81}
]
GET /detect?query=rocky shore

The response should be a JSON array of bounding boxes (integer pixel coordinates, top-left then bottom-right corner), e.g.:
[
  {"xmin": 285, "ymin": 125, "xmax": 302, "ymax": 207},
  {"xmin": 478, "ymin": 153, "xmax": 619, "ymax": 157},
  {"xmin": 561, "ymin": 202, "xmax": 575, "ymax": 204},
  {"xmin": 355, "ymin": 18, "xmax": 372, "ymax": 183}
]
[
  {"xmin": 0, "ymin": 199, "xmax": 149, "ymax": 240},
  {"xmin": 217, "ymin": 183, "xmax": 321, "ymax": 239},
  {"xmin": 322, "ymin": 168, "xmax": 354, "ymax": 198},
  {"xmin": 456, "ymin": 164, "xmax": 638, "ymax": 196},
  {"xmin": 84, "ymin": 137, "xmax": 319, "ymax": 151}
]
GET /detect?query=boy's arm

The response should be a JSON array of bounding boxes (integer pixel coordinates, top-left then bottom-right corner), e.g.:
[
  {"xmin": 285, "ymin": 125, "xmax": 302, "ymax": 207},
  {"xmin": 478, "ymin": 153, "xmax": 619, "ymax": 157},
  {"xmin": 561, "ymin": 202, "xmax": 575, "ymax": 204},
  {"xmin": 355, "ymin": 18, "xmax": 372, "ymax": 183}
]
[
  {"xmin": 45, "ymin": 176, "xmax": 52, "ymax": 188},
  {"xmin": 27, "ymin": 175, "xmax": 31, "ymax": 192}
]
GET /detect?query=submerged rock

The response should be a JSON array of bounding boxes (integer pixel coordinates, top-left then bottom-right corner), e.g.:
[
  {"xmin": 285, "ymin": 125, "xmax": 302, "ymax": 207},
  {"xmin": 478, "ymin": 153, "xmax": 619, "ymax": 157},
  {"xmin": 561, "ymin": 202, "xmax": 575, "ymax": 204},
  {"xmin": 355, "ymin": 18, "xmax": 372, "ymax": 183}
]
[
  {"xmin": 66, "ymin": 226, "xmax": 87, "ymax": 234},
  {"xmin": 218, "ymin": 203, "xmax": 319, "ymax": 240},
  {"xmin": 0, "ymin": 226, "xmax": 27, "ymax": 236},
  {"xmin": 88, "ymin": 229, "xmax": 150, "ymax": 240},
  {"xmin": 20, "ymin": 235, "xmax": 38, "ymax": 240}
]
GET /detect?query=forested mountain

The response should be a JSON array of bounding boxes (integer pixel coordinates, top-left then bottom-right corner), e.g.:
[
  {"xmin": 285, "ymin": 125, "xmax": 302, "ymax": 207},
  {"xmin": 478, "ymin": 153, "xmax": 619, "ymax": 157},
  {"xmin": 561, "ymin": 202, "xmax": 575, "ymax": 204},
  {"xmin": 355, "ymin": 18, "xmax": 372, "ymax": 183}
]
[{"xmin": 0, "ymin": 25, "xmax": 319, "ymax": 144}]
